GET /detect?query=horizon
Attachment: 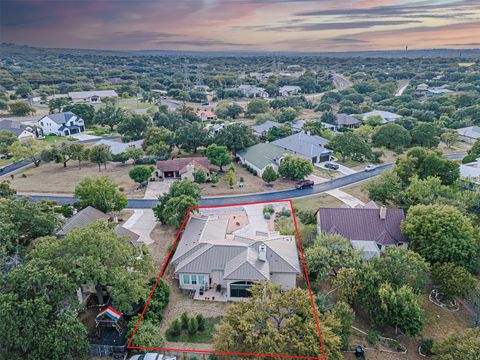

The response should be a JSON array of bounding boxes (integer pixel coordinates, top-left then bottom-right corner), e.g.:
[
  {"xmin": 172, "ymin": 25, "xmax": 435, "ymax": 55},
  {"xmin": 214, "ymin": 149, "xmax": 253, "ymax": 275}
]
[{"xmin": 1, "ymin": 0, "xmax": 479, "ymax": 52}]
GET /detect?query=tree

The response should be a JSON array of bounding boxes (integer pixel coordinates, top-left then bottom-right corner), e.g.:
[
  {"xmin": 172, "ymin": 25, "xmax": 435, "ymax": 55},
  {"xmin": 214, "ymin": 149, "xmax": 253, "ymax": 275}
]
[
  {"xmin": 89, "ymin": 144, "xmax": 112, "ymax": 171},
  {"xmin": 262, "ymin": 165, "xmax": 278, "ymax": 185},
  {"xmin": 0, "ymin": 180, "xmax": 16, "ymax": 199},
  {"xmin": 278, "ymin": 154, "xmax": 313, "ymax": 181},
  {"xmin": 321, "ymin": 111, "xmax": 336, "ymax": 124},
  {"xmin": 8, "ymin": 139, "xmax": 44, "ymax": 167},
  {"xmin": 247, "ymin": 98, "xmax": 269, "ymax": 115},
  {"xmin": 0, "ymin": 130, "xmax": 17, "ymax": 154},
  {"xmin": 127, "ymin": 317, "xmax": 164, "ymax": 348},
  {"xmin": 48, "ymin": 97, "xmax": 70, "ymax": 113},
  {"xmin": 440, "ymin": 129, "xmax": 460, "ymax": 149},
  {"xmin": 143, "ymin": 279, "xmax": 170, "ymax": 323},
  {"xmin": 153, "ymin": 179, "xmax": 201, "ymax": 228},
  {"xmin": 205, "ymin": 144, "xmax": 230, "ymax": 172},
  {"xmin": 63, "ymin": 104, "xmax": 95, "ymax": 127},
  {"xmin": 432, "ymin": 263, "xmax": 477, "ymax": 301},
  {"xmin": 226, "ymin": 168, "xmax": 236, "ymax": 188},
  {"xmin": 278, "ymin": 107, "xmax": 298, "ymax": 123},
  {"xmin": 8, "ymin": 101, "xmax": 35, "ymax": 116},
  {"xmin": 125, "ymin": 147, "xmax": 143, "ymax": 164},
  {"xmin": 215, "ymin": 282, "xmax": 342, "ymax": 359},
  {"xmin": 302, "ymin": 121, "xmax": 326, "ymax": 137},
  {"xmin": 378, "ymin": 283, "xmax": 425, "ymax": 336},
  {"xmin": 372, "ymin": 123, "xmax": 411, "ymax": 151},
  {"xmin": 43, "ymin": 142, "xmax": 86, "ymax": 168},
  {"xmin": 192, "ymin": 168, "xmax": 207, "ymax": 183},
  {"xmin": 129, "ymin": 166, "xmax": 154, "ymax": 186},
  {"xmin": 330, "ymin": 302, "xmax": 355, "ymax": 350},
  {"xmin": 401, "ymin": 204, "xmax": 479, "ymax": 269},
  {"xmin": 411, "ymin": 122, "xmax": 440, "ymax": 148},
  {"xmin": 31, "ymin": 221, "xmax": 153, "ymax": 311},
  {"xmin": 432, "ymin": 328, "xmax": 480, "ymax": 360},
  {"xmin": 305, "ymin": 233, "xmax": 362, "ymax": 282},
  {"xmin": 266, "ymin": 125, "xmax": 292, "ymax": 142},
  {"xmin": 118, "ymin": 114, "xmax": 149, "ymax": 141},
  {"xmin": 74, "ymin": 176, "xmax": 128, "ymax": 213},
  {"xmin": 94, "ymin": 104, "xmax": 127, "ymax": 131},
  {"xmin": 175, "ymin": 123, "xmax": 209, "ymax": 153},
  {"xmin": 327, "ymin": 133, "xmax": 372, "ymax": 162},
  {"xmin": 214, "ymin": 124, "xmax": 259, "ymax": 153},
  {"xmin": 188, "ymin": 317, "xmax": 199, "ymax": 334},
  {"xmin": 144, "ymin": 127, "xmax": 174, "ymax": 151},
  {"xmin": 365, "ymin": 170, "xmax": 403, "ymax": 204},
  {"xmin": 15, "ymin": 83, "xmax": 33, "ymax": 98}
]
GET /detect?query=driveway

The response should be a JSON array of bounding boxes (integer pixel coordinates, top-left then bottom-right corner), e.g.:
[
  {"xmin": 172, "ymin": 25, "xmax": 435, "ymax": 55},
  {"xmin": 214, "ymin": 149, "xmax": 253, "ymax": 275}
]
[
  {"xmin": 123, "ymin": 209, "xmax": 157, "ymax": 245},
  {"xmin": 233, "ymin": 203, "xmax": 270, "ymax": 237},
  {"xmin": 316, "ymin": 162, "xmax": 357, "ymax": 175},
  {"xmin": 144, "ymin": 180, "xmax": 173, "ymax": 199},
  {"xmin": 307, "ymin": 174, "xmax": 329, "ymax": 184},
  {"xmin": 69, "ymin": 133, "xmax": 100, "ymax": 142},
  {"xmin": 326, "ymin": 189, "xmax": 364, "ymax": 208}
]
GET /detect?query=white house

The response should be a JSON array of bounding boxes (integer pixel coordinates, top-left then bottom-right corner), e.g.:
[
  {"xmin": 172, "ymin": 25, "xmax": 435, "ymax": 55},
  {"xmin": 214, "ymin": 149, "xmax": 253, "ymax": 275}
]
[
  {"xmin": 279, "ymin": 85, "xmax": 302, "ymax": 97},
  {"xmin": 460, "ymin": 159, "xmax": 480, "ymax": 191},
  {"xmin": 0, "ymin": 119, "xmax": 41, "ymax": 140},
  {"xmin": 68, "ymin": 90, "xmax": 118, "ymax": 104},
  {"xmin": 171, "ymin": 209, "xmax": 300, "ymax": 300},
  {"xmin": 238, "ymin": 85, "xmax": 269, "ymax": 98},
  {"xmin": 37, "ymin": 112, "xmax": 85, "ymax": 136}
]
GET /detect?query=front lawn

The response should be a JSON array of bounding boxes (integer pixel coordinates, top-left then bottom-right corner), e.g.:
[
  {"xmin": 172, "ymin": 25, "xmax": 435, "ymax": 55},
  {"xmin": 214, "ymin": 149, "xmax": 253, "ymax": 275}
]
[
  {"xmin": 165, "ymin": 316, "xmax": 222, "ymax": 343},
  {"xmin": 42, "ymin": 135, "xmax": 76, "ymax": 143}
]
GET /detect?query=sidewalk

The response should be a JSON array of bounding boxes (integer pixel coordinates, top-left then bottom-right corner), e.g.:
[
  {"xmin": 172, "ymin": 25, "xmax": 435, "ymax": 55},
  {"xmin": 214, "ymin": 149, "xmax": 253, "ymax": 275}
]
[{"xmin": 325, "ymin": 189, "xmax": 364, "ymax": 208}]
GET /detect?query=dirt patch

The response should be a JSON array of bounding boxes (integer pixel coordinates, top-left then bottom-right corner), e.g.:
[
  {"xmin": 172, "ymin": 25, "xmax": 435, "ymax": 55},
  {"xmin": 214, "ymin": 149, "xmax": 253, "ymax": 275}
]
[
  {"xmin": 5, "ymin": 160, "xmax": 144, "ymax": 197},
  {"xmin": 148, "ymin": 223, "xmax": 178, "ymax": 270},
  {"xmin": 341, "ymin": 182, "xmax": 372, "ymax": 204}
]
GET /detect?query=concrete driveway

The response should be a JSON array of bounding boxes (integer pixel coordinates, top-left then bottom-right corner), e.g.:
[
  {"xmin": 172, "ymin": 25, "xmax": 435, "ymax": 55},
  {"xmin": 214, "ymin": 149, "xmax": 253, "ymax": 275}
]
[
  {"xmin": 69, "ymin": 133, "xmax": 100, "ymax": 142},
  {"xmin": 144, "ymin": 180, "xmax": 173, "ymax": 199},
  {"xmin": 317, "ymin": 162, "xmax": 357, "ymax": 175},
  {"xmin": 233, "ymin": 203, "xmax": 270, "ymax": 237},
  {"xmin": 326, "ymin": 189, "xmax": 364, "ymax": 208},
  {"xmin": 123, "ymin": 209, "xmax": 157, "ymax": 245}
]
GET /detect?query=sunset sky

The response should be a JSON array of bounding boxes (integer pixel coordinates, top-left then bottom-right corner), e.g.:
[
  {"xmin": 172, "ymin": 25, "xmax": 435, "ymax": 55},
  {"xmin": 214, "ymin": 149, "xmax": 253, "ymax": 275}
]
[{"xmin": 1, "ymin": 0, "xmax": 479, "ymax": 52}]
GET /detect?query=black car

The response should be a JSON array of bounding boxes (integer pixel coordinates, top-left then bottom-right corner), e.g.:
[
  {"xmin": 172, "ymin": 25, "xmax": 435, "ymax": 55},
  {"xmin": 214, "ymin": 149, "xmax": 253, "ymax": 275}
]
[
  {"xmin": 296, "ymin": 180, "xmax": 314, "ymax": 189},
  {"xmin": 324, "ymin": 162, "xmax": 339, "ymax": 170}
]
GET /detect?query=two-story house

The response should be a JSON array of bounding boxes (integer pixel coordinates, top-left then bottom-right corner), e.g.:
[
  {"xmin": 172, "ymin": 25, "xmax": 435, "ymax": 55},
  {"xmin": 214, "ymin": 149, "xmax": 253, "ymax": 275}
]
[{"xmin": 37, "ymin": 112, "xmax": 85, "ymax": 136}]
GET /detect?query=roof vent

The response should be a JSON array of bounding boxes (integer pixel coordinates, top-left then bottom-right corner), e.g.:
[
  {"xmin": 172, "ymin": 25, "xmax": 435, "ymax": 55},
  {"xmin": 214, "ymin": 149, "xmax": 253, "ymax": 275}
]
[
  {"xmin": 379, "ymin": 206, "xmax": 387, "ymax": 220},
  {"xmin": 258, "ymin": 243, "xmax": 267, "ymax": 262}
]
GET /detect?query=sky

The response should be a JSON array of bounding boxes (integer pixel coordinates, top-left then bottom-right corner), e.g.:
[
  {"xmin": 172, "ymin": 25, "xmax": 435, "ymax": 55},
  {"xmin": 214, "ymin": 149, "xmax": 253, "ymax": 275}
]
[{"xmin": 0, "ymin": 0, "xmax": 479, "ymax": 52}]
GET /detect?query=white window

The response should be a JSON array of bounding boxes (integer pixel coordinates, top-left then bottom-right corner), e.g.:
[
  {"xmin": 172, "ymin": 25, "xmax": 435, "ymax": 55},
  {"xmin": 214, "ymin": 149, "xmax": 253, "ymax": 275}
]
[
  {"xmin": 191, "ymin": 275, "xmax": 197, "ymax": 285},
  {"xmin": 199, "ymin": 275, "xmax": 206, "ymax": 285},
  {"xmin": 183, "ymin": 275, "xmax": 190, "ymax": 285}
]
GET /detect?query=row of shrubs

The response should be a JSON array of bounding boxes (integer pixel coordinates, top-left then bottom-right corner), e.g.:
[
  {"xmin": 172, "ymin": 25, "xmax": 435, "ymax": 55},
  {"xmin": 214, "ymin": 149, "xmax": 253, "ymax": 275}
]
[
  {"xmin": 241, "ymin": 163, "xmax": 258, "ymax": 176},
  {"xmin": 166, "ymin": 312, "xmax": 206, "ymax": 338}
]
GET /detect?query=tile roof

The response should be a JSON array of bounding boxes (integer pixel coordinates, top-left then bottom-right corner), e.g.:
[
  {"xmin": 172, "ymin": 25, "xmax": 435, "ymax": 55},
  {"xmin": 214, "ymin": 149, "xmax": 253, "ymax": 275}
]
[
  {"xmin": 317, "ymin": 207, "xmax": 406, "ymax": 245},
  {"xmin": 156, "ymin": 157, "xmax": 209, "ymax": 173}
]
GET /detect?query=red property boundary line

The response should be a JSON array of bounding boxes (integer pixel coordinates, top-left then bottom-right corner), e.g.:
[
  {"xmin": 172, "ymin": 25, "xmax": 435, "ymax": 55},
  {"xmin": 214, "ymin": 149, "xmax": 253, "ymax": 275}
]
[{"xmin": 127, "ymin": 199, "xmax": 326, "ymax": 360}]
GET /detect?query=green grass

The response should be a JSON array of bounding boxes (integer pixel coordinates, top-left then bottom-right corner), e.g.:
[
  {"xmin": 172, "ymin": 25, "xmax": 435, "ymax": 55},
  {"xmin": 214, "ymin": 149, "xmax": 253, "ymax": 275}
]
[
  {"xmin": 165, "ymin": 317, "xmax": 222, "ymax": 343},
  {"xmin": 293, "ymin": 193, "xmax": 343, "ymax": 212},
  {"xmin": 42, "ymin": 135, "xmax": 72, "ymax": 143}
]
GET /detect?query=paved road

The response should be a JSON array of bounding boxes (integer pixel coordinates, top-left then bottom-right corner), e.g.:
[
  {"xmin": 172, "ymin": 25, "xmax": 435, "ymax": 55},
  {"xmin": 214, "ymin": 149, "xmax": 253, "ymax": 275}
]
[
  {"xmin": 16, "ymin": 153, "xmax": 466, "ymax": 208},
  {"xmin": 0, "ymin": 135, "xmax": 121, "ymax": 177}
]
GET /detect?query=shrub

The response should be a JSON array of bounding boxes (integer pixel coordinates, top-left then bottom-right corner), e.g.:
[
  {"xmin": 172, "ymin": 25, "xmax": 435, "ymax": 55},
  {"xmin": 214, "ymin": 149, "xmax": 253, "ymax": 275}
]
[
  {"xmin": 21, "ymin": 173, "xmax": 27, "ymax": 178},
  {"xmin": 167, "ymin": 319, "xmax": 182, "ymax": 337},
  {"xmin": 366, "ymin": 330, "xmax": 381, "ymax": 346},
  {"xmin": 188, "ymin": 317, "xmax": 199, "ymax": 335},
  {"xmin": 193, "ymin": 168, "xmax": 207, "ymax": 183},
  {"xmin": 263, "ymin": 204, "xmax": 275, "ymax": 215},
  {"xmin": 278, "ymin": 208, "xmax": 291, "ymax": 218},
  {"xmin": 196, "ymin": 313, "xmax": 205, "ymax": 331},
  {"xmin": 263, "ymin": 213, "xmax": 271, "ymax": 220},
  {"xmin": 419, "ymin": 338, "xmax": 434, "ymax": 356},
  {"xmin": 180, "ymin": 311, "xmax": 189, "ymax": 330}
]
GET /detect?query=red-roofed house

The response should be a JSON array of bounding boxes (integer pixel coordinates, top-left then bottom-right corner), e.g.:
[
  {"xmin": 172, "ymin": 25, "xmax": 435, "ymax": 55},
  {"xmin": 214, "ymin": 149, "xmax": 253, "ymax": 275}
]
[
  {"xmin": 156, "ymin": 157, "xmax": 210, "ymax": 180},
  {"xmin": 316, "ymin": 206, "xmax": 407, "ymax": 260},
  {"xmin": 196, "ymin": 110, "xmax": 217, "ymax": 121}
]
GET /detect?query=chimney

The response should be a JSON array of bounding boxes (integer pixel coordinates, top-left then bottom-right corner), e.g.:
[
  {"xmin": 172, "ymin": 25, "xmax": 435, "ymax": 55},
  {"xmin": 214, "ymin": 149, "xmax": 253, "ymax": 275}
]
[
  {"xmin": 379, "ymin": 206, "xmax": 387, "ymax": 220},
  {"xmin": 258, "ymin": 243, "xmax": 267, "ymax": 262}
]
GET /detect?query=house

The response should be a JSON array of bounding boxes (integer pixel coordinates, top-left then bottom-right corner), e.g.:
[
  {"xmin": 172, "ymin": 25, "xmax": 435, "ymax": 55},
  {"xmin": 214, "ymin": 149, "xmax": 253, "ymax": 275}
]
[
  {"xmin": 460, "ymin": 158, "xmax": 480, "ymax": 191},
  {"xmin": 156, "ymin": 157, "xmax": 210, "ymax": 180},
  {"xmin": 279, "ymin": 85, "xmax": 302, "ymax": 97},
  {"xmin": 333, "ymin": 113, "xmax": 362, "ymax": 129},
  {"xmin": 171, "ymin": 210, "xmax": 300, "ymax": 300},
  {"xmin": 68, "ymin": 90, "xmax": 118, "ymax": 104},
  {"xmin": 194, "ymin": 85, "xmax": 210, "ymax": 91},
  {"xmin": 238, "ymin": 85, "xmax": 269, "ymax": 98},
  {"xmin": 457, "ymin": 126, "xmax": 480, "ymax": 144},
  {"xmin": 360, "ymin": 110, "xmax": 402, "ymax": 124},
  {"xmin": 96, "ymin": 139, "xmax": 144, "ymax": 155},
  {"xmin": 427, "ymin": 87, "xmax": 454, "ymax": 96},
  {"xmin": 196, "ymin": 110, "xmax": 217, "ymax": 121},
  {"xmin": 271, "ymin": 132, "xmax": 332, "ymax": 164},
  {"xmin": 0, "ymin": 119, "xmax": 41, "ymax": 140},
  {"xmin": 291, "ymin": 119, "xmax": 309, "ymax": 133},
  {"xmin": 416, "ymin": 83, "xmax": 429, "ymax": 92},
  {"xmin": 237, "ymin": 142, "xmax": 289, "ymax": 176},
  {"xmin": 37, "ymin": 112, "xmax": 85, "ymax": 136},
  {"xmin": 250, "ymin": 120, "xmax": 282, "ymax": 138},
  {"xmin": 316, "ymin": 207, "xmax": 407, "ymax": 260}
]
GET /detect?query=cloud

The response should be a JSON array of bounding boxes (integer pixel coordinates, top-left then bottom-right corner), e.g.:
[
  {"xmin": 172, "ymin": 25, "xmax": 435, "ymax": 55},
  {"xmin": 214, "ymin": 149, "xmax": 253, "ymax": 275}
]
[{"xmin": 266, "ymin": 20, "xmax": 422, "ymax": 31}]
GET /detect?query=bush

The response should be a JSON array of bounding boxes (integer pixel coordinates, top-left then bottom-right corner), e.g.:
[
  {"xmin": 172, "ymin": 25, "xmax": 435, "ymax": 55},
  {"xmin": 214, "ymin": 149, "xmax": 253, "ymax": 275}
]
[
  {"xmin": 180, "ymin": 311, "xmax": 189, "ymax": 330},
  {"xmin": 188, "ymin": 317, "xmax": 199, "ymax": 335},
  {"xmin": 277, "ymin": 208, "xmax": 291, "ymax": 218},
  {"xmin": 21, "ymin": 173, "xmax": 27, "ymax": 178},
  {"xmin": 367, "ymin": 330, "xmax": 381, "ymax": 346},
  {"xmin": 263, "ymin": 213, "xmax": 271, "ymax": 220},
  {"xmin": 167, "ymin": 319, "xmax": 182, "ymax": 337},
  {"xmin": 263, "ymin": 204, "xmax": 275, "ymax": 215},
  {"xmin": 419, "ymin": 338, "xmax": 434, "ymax": 356},
  {"xmin": 193, "ymin": 168, "xmax": 207, "ymax": 184},
  {"xmin": 196, "ymin": 314, "xmax": 205, "ymax": 331},
  {"xmin": 295, "ymin": 209, "xmax": 316, "ymax": 224}
]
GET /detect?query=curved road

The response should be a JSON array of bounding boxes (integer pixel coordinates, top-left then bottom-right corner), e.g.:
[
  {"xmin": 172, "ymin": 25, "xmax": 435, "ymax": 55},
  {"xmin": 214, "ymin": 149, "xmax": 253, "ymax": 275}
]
[{"xmin": 17, "ymin": 154, "xmax": 466, "ymax": 208}]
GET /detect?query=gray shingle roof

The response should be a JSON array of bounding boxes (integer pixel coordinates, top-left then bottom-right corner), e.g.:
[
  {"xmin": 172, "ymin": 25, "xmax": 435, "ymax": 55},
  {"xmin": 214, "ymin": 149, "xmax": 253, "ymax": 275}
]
[
  {"xmin": 237, "ymin": 143, "xmax": 288, "ymax": 170},
  {"xmin": 68, "ymin": 90, "xmax": 118, "ymax": 99},
  {"xmin": 41, "ymin": 112, "xmax": 78, "ymax": 125},
  {"xmin": 457, "ymin": 126, "xmax": 480, "ymax": 139},
  {"xmin": 317, "ymin": 207, "xmax": 406, "ymax": 246},
  {"xmin": 271, "ymin": 132, "xmax": 330, "ymax": 159},
  {"xmin": 336, "ymin": 113, "xmax": 362, "ymax": 126},
  {"xmin": 251, "ymin": 120, "xmax": 282, "ymax": 135},
  {"xmin": 56, "ymin": 206, "xmax": 107, "ymax": 236},
  {"xmin": 0, "ymin": 119, "xmax": 32, "ymax": 137}
]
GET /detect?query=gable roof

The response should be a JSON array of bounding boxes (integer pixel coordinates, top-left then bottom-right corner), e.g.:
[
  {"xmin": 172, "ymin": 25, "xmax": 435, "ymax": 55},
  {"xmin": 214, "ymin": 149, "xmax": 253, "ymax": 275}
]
[
  {"xmin": 96, "ymin": 139, "xmax": 143, "ymax": 155},
  {"xmin": 360, "ymin": 110, "xmax": 401, "ymax": 123},
  {"xmin": 317, "ymin": 207, "xmax": 406, "ymax": 245},
  {"xmin": 336, "ymin": 113, "xmax": 362, "ymax": 126},
  {"xmin": 224, "ymin": 248, "xmax": 270, "ymax": 280},
  {"xmin": 251, "ymin": 120, "xmax": 282, "ymax": 135},
  {"xmin": 156, "ymin": 157, "xmax": 209, "ymax": 173},
  {"xmin": 457, "ymin": 126, "xmax": 480, "ymax": 139},
  {"xmin": 237, "ymin": 142, "xmax": 288, "ymax": 170},
  {"xmin": 271, "ymin": 132, "xmax": 330, "ymax": 158},
  {"xmin": 41, "ymin": 112, "xmax": 79, "ymax": 125},
  {"xmin": 68, "ymin": 90, "xmax": 118, "ymax": 99},
  {"xmin": 0, "ymin": 119, "xmax": 34, "ymax": 137}
]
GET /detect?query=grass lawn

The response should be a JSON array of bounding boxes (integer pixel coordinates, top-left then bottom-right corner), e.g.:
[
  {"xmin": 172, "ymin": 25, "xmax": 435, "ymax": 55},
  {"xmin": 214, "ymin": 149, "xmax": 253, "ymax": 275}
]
[
  {"xmin": 165, "ymin": 317, "xmax": 222, "ymax": 343},
  {"xmin": 42, "ymin": 135, "xmax": 76, "ymax": 143},
  {"xmin": 341, "ymin": 181, "xmax": 372, "ymax": 204},
  {"xmin": 293, "ymin": 193, "xmax": 343, "ymax": 212},
  {"xmin": 4, "ymin": 160, "xmax": 144, "ymax": 197}
]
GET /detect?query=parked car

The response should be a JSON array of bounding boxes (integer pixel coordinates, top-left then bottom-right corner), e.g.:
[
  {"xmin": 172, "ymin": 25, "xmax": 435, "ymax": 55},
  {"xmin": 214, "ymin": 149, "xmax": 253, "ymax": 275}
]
[
  {"xmin": 130, "ymin": 354, "xmax": 176, "ymax": 360},
  {"xmin": 296, "ymin": 179, "xmax": 314, "ymax": 189},
  {"xmin": 364, "ymin": 164, "xmax": 376, "ymax": 172},
  {"xmin": 201, "ymin": 102, "xmax": 210, "ymax": 106},
  {"xmin": 324, "ymin": 162, "xmax": 339, "ymax": 170}
]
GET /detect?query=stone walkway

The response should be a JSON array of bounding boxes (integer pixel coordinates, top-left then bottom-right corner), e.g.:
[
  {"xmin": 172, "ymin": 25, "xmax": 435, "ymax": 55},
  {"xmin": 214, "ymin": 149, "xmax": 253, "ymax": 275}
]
[
  {"xmin": 123, "ymin": 209, "xmax": 156, "ymax": 245},
  {"xmin": 326, "ymin": 189, "xmax": 365, "ymax": 208}
]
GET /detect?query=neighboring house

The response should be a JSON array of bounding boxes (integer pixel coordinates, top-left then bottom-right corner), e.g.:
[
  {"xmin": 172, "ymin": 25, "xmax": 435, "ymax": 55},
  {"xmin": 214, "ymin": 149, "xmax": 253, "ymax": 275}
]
[
  {"xmin": 194, "ymin": 85, "xmax": 210, "ymax": 91},
  {"xmin": 460, "ymin": 159, "xmax": 480, "ymax": 191},
  {"xmin": 456, "ymin": 126, "xmax": 480, "ymax": 144},
  {"xmin": 0, "ymin": 119, "xmax": 41, "ymax": 140},
  {"xmin": 31, "ymin": 93, "xmax": 69, "ymax": 105},
  {"xmin": 37, "ymin": 112, "xmax": 85, "ymax": 136},
  {"xmin": 427, "ymin": 87, "xmax": 454, "ymax": 96},
  {"xmin": 250, "ymin": 120, "xmax": 282, "ymax": 138},
  {"xmin": 238, "ymin": 85, "xmax": 269, "ymax": 98},
  {"xmin": 171, "ymin": 212, "xmax": 300, "ymax": 300},
  {"xmin": 316, "ymin": 207, "xmax": 407, "ymax": 260},
  {"xmin": 279, "ymin": 85, "xmax": 302, "ymax": 97},
  {"xmin": 237, "ymin": 142, "xmax": 289, "ymax": 176},
  {"xmin": 68, "ymin": 90, "xmax": 118, "ymax": 103},
  {"xmin": 206, "ymin": 122, "xmax": 230, "ymax": 137},
  {"xmin": 196, "ymin": 110, "xmax": 217, "ymax": 121},
  {"xmin": 271, "ymin": 132, "xmax": 332, "ymax": 164},
  {"xmin": 332, "ymin": 113, "xmax": 362, "ymax": 130},
  {"xmin": 96, "ymin": 139, "xmax": 144, "ymax": 155},
  {"xmin": 360, "ymin": 110, "xmax": 402, "ymax": 124},
  {"xmin": 416, "ymin": 83, "xmax": 429, "ymax": 92},
  {"xmin": 156, "ymin": 157, "xmax": 210, "ymax": 180}
]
